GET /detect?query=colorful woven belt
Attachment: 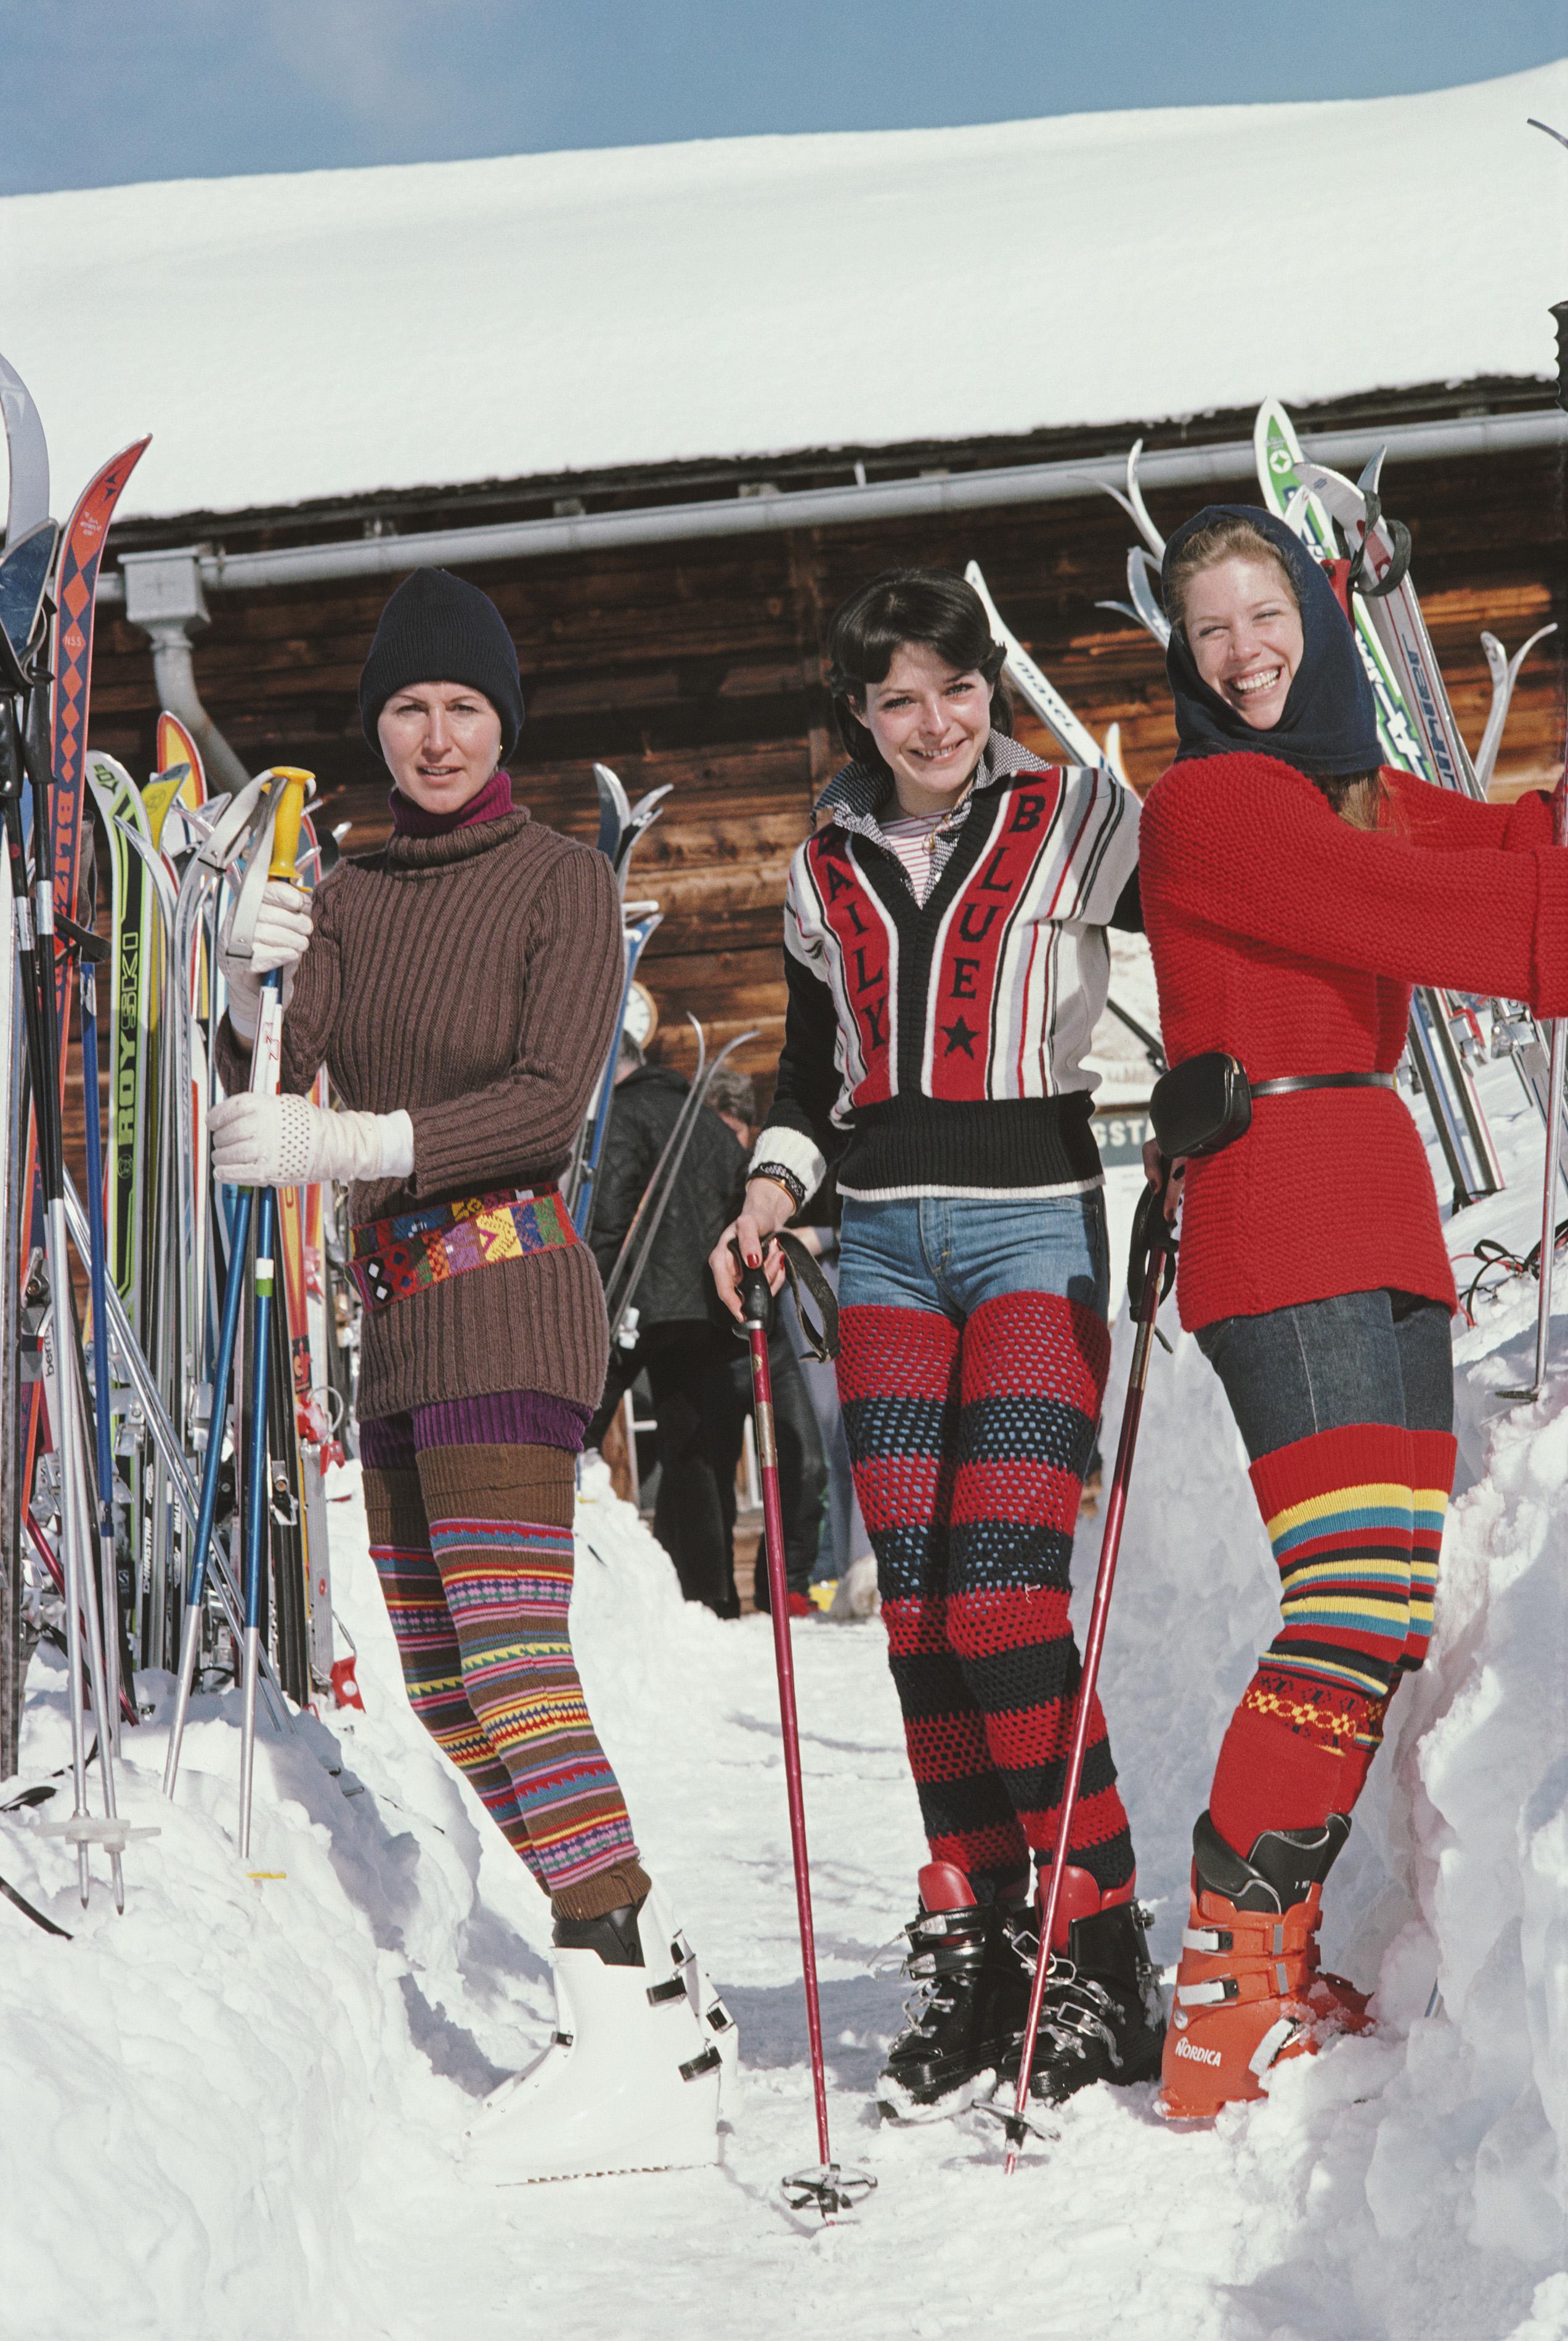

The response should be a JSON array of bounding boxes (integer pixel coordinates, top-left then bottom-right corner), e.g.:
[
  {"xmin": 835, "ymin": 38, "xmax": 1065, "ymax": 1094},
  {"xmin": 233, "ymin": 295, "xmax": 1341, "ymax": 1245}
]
[{"xmin": 349, "ymin": 1187, "xmax": 579, "ymax": 1312}]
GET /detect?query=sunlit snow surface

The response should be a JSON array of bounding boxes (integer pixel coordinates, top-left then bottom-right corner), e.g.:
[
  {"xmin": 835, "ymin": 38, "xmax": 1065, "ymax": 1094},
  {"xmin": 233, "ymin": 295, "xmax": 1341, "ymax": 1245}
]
[
  {"xmin": 0, "ymin": 60, "xmax": 1564, "ymax": 523},
  {"xmin": 2, "ymin": 1048, "xmax": 1565, "ymax": 2339}
]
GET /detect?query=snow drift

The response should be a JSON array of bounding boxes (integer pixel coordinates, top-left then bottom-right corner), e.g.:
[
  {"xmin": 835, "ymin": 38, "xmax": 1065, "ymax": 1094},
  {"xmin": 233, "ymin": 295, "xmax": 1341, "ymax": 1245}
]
[
  {"xmin": 0, "ymin": 60, "xmax": 1563, "ymax": 523},
  {"xmin": 2, "ymin": 1090, "xmax": 1565, "ymax": 2339}
]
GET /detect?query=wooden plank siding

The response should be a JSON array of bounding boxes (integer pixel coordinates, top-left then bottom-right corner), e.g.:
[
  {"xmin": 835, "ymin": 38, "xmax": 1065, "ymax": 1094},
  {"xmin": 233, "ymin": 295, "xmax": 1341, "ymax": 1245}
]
[{"xmin": 81, "ymin": 439, "xmax": 1567, "ymax": 1104}]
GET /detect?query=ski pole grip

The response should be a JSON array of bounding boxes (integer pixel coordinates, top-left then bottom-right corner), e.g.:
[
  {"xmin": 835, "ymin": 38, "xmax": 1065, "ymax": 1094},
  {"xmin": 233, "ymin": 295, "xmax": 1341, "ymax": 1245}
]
[
  {"xmin": 267, "ymin": 768, "xmax": 314, "ymax": 885},
  {"xmin": 1552, "ymin": 301, "xmax": 1568, "ymax": 415},
  {"xmin": 729, "ymin": 1239, "xmax": 776, "ymax": 1333}
]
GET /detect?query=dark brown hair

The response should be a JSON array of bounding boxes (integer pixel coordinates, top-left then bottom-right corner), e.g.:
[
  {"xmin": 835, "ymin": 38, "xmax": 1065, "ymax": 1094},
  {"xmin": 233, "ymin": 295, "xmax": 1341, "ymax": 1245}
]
[{"xmin": 826, "ymin": 569, "xmax": 1011, "ymax": 770}]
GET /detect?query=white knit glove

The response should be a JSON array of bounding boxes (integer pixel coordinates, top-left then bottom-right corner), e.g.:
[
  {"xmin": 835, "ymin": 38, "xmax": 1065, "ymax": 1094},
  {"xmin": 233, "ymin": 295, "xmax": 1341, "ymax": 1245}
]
[
  {"xmin": 209, "ymin": 1094, "xmax": 415, "ymax": 1188},
  {"xmin": 219, "ymin": 882, "xmax": 314, "ymax": 1043}
]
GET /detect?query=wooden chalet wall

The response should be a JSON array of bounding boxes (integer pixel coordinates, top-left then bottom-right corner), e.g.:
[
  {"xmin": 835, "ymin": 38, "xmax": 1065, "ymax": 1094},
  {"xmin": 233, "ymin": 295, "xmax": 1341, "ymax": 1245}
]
[{"xmin": 84, "ymin": 430, "xmax": 1567, "ymax": 1104}]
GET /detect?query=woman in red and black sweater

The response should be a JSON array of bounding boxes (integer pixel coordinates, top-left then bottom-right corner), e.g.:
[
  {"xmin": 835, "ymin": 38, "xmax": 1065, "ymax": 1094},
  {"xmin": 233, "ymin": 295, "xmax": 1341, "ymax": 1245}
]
[
  {"xmin": 712, "ymin": 569, "xmax": 1162, "ymax": 2122},
  {"xmin": 1137, "ymin": 505, "xmax": 1568, "ymax": 2117}
]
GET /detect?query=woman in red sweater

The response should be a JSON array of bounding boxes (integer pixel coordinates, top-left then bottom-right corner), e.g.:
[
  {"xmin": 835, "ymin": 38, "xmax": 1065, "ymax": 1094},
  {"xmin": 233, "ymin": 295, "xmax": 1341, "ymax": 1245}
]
[{"xmin": 1137, "ymin": 506, "xmax": 1568, "ymax": 2118}]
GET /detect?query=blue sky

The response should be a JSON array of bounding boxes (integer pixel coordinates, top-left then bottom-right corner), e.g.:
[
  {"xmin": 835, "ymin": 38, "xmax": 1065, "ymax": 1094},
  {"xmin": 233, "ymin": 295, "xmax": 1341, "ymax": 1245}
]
[{"xmin": 2, "ymin": 0, "xmax": 1564, "ymax": 195}]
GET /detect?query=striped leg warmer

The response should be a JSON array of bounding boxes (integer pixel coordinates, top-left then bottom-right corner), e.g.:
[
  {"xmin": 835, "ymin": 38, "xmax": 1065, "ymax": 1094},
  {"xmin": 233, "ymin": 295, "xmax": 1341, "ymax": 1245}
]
[
  {"xmin": 1209, "ymin": 1422, "xmax": 1415, "ymax": 1855},
  {"xmin": 416, "ymin": 1440, "xmax": 648, "ymax": 1919},
  {"xmin": 948, "ymin": 1292, "xmax": 1133, "ymax": 1897},
  {"xmin": 1403, "ymin": 1428, "xmax": 1457, "ymax": 1674},
  {"xmin": 839, "ymin": 1303, "xmax": 1033, "ymax": 1894},
  {"xmin": 361, "ymin": 1447, "xmax": 547, "ymax": 1891}
]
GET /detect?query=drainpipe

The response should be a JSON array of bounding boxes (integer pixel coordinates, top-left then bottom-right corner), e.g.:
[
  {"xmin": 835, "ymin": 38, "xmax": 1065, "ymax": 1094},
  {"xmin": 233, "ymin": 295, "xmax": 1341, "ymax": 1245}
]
[{"xmin": 118, "ymin": 548, "xmax": 252, "ymax": 796}]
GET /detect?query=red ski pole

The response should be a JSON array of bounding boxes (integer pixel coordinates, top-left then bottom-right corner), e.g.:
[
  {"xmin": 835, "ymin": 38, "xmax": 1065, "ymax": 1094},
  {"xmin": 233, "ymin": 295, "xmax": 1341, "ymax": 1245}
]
[
  {"xmin": 737, "ymin": 1252, "xmax": 874, "ymax": 2222},
  {"xmin": 1002, "ymin": 1165, "xmax": 1175, "ymax": 2173}
]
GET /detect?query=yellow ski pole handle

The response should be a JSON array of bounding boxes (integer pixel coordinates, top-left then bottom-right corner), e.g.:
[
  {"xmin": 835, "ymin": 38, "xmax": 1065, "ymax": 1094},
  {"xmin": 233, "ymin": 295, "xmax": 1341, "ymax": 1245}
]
[{"xmin": 266, "ymin": 767, "xmax": 314, "ymax": 887}]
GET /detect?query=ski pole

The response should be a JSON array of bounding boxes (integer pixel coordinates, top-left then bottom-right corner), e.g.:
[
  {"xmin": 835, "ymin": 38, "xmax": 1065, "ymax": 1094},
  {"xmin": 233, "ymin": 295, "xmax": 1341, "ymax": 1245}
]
[
  {"xmin": 737, "ymin": 1252, "xmax": 874, "ymax": 2224},
  {"xmin": 65, "ymin": 910, "xmax": 129, "ymax": 1749},
  {"xmin": 1003, "ymin": 1163, "xmax": 1175, "ymax": 2174},
  {"xmin": 163, "ymin": 1180, "xmax": 254, "ymax": 1794},
  {"xmin": 1, "ymin": 704, "xmax": 123, "ymax": 1905},
  {"xmin": 1503, "ymin": 269, "xmax": 1568, "ymax": 1400},
  {"xmin": 237, "ymin": 770, "xmax": 312, "ymax": 1858}
]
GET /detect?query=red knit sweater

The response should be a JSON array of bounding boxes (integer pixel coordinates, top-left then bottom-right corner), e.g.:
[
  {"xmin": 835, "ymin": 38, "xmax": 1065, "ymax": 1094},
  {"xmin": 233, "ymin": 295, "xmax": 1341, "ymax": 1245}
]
[{"xmin": 1138, "ymin": 752, "xmax": 1568, "ymax": 1330}]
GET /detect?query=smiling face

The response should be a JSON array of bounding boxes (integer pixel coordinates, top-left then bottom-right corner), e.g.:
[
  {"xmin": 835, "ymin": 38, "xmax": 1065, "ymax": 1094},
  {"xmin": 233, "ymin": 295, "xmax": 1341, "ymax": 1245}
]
[
  {"xmin": 1181, "ymin": 553, "xmax": 1304, "ymax": 731},
  {"xmin": 377, "ymin": 682, "xmax": 503, "ymax": 812},
  {"xmin": 856, "ymin": 641, "xmax": 992, "ymax": 816}
]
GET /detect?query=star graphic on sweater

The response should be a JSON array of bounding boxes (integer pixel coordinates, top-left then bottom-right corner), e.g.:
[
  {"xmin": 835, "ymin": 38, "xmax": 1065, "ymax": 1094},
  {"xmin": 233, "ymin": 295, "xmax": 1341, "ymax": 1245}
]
[{"xmin": 941, "ymin": 1015, "xmax": 979, "ymax": 1058}]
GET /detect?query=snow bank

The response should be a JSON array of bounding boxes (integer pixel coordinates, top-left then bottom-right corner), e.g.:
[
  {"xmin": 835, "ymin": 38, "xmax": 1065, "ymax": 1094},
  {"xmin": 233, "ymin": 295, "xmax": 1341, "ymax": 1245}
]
[
  {"xmin": 2, "ymin": 1097, "xmax": 1565, "ymax": 2338},
  {"xmin": 0, "ymin": 61, "xmax": 1562, "ymax": 522}
]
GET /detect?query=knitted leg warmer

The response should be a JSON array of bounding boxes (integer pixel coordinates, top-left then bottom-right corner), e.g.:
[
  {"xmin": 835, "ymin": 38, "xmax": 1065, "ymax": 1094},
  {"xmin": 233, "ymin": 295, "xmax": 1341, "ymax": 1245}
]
[
  {"xmin": 946, "ymin": 1292, "xmax": 1134, "ymax": 1898},
  {"xmin": 361, "ymin": 1451, "xmax": 547, "ymax": 1891},
  {"xmin": 840, "ymin": 1303, "xmax": 1031, "ymax": 1895},
  {"xmin": 1403, "ymin": 1428, "xmax": 1457, "ymax": 1674},
  {"xmin": 1210, "ymin": 1422, "xmax": 1415, "ymax": 1856},
  {"xmin": 416, "ymin": 1439, "xmax": 649, "ymax": 1923}
]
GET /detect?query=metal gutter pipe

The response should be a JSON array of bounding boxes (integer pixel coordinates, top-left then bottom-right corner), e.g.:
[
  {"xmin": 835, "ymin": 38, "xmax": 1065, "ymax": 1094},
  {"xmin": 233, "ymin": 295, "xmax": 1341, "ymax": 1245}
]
[
  {"xmin": 95, "ymin": 405, "xmax": 1566, "ymax": 606},
  {"xmin": 119, "ymin": 547, "xmax": 252, "ymax": 792}
]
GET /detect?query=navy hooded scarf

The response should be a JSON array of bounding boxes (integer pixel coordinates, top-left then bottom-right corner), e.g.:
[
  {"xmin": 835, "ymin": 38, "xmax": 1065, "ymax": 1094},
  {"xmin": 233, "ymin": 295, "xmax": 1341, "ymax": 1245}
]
[{"xmin": 1161, "ymin": 504, "xmax": 1380, "ymax": 781}]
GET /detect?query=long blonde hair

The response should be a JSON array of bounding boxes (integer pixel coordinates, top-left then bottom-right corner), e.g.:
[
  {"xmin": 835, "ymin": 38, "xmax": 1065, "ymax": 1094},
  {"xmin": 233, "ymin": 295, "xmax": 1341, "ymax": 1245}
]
[{"xmin": 1166, "ymin": 515, "xmax": 1384, "ymax": 832}]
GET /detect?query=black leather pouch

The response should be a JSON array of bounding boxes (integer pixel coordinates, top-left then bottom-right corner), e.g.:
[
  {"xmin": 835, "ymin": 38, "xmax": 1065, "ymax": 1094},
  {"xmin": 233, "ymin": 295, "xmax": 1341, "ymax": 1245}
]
[{"xmin": 1149, "ymin": 1051, "xmax": 1253, "ymax": 1160}]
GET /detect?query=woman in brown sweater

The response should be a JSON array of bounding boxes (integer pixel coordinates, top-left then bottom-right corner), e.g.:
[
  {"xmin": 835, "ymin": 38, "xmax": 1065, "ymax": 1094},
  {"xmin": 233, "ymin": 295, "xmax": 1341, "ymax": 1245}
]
[{"xmin": 208, "ymin": 568, "xmax": 732, "ymax": 2184}]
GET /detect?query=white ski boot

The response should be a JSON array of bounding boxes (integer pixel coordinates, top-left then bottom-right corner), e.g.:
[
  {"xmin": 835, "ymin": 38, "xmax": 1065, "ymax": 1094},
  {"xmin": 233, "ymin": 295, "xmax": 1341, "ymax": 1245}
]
[
  {"xmin": 644, "ymin": 1881, "xmax": 742, "ymax": 2120},
  {"xmin": 466, "ymin": 1886, "xmax": 730, "ymax": 2183}
]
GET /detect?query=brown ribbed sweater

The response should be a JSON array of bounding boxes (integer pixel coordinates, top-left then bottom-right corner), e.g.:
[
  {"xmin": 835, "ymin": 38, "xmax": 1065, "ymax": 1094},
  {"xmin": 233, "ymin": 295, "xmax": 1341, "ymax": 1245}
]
[{"xmin": 216, "ymin": 810, "xmax": 620, "ymax": 1422}]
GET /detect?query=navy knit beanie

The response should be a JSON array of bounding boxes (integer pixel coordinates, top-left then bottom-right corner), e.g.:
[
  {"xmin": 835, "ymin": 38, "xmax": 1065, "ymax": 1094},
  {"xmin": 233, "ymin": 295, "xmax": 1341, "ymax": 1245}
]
[{"xmin": 359, "ymin": 568, "xmax": 526, "ymax": 760}]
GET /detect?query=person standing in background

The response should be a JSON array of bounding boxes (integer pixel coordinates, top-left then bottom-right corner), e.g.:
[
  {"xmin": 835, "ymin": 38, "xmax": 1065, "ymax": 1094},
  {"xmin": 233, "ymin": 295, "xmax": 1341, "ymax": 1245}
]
[
  {"xmin": 587, "ymin": 1036, "xmax": 751, "ymax": 1614},
  {"xmin": 705, "ymin": 1066, "xmax": 829, "ymax": 1617}
]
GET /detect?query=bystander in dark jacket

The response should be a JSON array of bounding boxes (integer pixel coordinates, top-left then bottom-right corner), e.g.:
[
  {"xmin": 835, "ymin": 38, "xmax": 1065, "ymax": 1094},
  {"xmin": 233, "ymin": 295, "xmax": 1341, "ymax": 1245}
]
[{"xmin": 588, "ymin": 1053, "xmax": 745, "ymax": 1611}]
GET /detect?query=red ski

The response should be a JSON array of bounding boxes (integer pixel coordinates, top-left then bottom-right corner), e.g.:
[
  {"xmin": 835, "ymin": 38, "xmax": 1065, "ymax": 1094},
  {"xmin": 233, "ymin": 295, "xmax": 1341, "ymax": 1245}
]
[{"xmin": 22, "ymin": 439, "xmax": 150, "ymax": 1497}]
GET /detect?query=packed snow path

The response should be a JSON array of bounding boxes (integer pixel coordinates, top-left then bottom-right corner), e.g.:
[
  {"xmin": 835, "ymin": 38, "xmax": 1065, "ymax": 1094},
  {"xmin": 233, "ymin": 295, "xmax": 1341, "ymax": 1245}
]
[{"xmin": 3, "ymin": 1146, "xmax": 1566, "ymax": 2339}]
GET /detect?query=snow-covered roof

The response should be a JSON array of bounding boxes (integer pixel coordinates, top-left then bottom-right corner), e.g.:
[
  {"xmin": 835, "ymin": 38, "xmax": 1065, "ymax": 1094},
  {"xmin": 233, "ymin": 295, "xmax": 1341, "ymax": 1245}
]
[{"xmin": 2, "ymin": 62, "xmax": 1564, "ymax": 524}]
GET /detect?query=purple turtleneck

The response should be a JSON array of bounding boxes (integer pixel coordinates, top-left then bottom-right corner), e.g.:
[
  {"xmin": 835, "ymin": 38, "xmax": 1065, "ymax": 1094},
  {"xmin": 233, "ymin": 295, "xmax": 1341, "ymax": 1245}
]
[{"xmin": 388, "ymin": 765, "xmax": 514, "ymax": 839}]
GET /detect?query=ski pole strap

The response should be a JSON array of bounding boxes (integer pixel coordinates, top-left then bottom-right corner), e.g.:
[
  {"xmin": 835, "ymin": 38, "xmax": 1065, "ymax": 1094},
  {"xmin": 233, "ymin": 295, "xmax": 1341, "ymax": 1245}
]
[
  {"xmin": 349, "ymin": 1186, "xmax": 578, "ymax": 1312},
  {"xmin": 1126, "ymin": 1171, "xmax": 1178, "ymax": 1321},
  {"xmin": 770, "ymin": 1231, "xmax": 839, "ymax": 1363},
  {"xmin": 726, "ymin": 1230, "xmax": 840, "ymax": 1359},
  {"xmin": 0, "ymin": 1870, "xmax": 71, "ymax": 1939},
  {"xmin": 1344, "ymin": 487, "xmax": 1413, "ymax": 603}
]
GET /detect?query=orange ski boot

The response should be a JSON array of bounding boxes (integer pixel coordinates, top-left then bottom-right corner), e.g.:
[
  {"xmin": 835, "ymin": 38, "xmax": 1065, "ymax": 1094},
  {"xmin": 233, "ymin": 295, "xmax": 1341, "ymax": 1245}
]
[{"xmin": 1159, "ymin": 1811, "xmax": 1371, "ymax": 2120}]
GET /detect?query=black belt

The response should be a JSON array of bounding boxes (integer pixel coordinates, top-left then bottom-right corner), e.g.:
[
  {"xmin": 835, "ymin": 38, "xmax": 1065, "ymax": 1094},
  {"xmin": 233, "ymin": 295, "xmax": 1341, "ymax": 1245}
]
[
  {"xmin": 1149, "ymin": 1054, "xmax": 1397, "ymax": 1163},
  {"xmin": 1250, "ymin": 1073, "xmax": 1398, "ymax": 1098}
]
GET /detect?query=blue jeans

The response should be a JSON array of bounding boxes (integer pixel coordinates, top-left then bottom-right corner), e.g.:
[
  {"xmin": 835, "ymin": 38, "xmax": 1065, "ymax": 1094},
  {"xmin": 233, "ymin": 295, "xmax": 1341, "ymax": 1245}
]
[
  {"xmin": 1195, "ymin": 1287, "xmax": 1453, "ymax": 1464},
  {"xmin": 838, "ymin": 1191, "xmax": 1109, "ymax": 1322},
  {"xmin": 835, "ymin": 1188, "xmax": 1132, "ymax": 1897}
]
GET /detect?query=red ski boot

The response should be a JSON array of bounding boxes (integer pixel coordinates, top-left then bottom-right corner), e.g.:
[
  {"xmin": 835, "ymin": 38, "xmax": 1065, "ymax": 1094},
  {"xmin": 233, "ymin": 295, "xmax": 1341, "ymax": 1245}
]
[{"xmin": 1160, "ymin": 1812, "xmax": 1370, "ymax": 2120}]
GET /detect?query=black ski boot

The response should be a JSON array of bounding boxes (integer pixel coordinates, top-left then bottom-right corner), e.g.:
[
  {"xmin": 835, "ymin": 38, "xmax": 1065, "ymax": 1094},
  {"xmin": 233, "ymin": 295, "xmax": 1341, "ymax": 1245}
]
[
  {"xmin": 1003, "ymin": 1884, "xmax": 1165, "ymax": 2109},
  {"xmin": 877, "ymin": 1863, "xmax": 1031, "ymax": 2120}
]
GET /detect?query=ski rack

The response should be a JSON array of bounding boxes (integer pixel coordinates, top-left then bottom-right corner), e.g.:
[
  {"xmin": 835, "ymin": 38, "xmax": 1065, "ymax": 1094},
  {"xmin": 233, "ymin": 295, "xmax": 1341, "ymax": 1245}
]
[
  {"xmin": 1286, "ymin": 438, "xmax": 1564, "ymax": 1199},
  {"xmin": 1095, "ymin": 410, "xmax": 1530, "ymax": 1217},
  {"xmin": 0, "ymin": 346, "xmax": 153, "ymax": 1900}
]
